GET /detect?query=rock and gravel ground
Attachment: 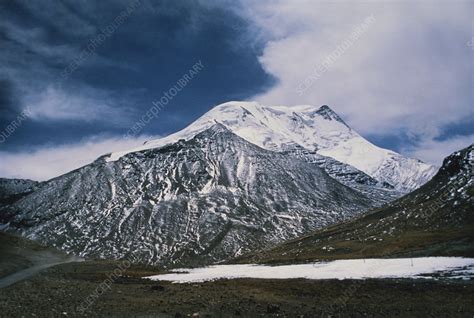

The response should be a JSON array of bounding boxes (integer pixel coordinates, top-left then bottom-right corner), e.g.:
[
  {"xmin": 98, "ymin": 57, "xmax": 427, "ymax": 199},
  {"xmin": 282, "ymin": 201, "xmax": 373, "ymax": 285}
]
[{"xmin": 1, "ymin": 259, "xmax": 473, "ymax": 317}]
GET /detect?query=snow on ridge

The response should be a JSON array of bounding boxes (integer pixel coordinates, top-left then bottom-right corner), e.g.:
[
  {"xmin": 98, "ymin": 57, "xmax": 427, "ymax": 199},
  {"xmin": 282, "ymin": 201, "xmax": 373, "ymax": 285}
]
[
  {"xmin": 106, "ymin": 101, "xmax": 336, "ymax": 161},
  {"xmin": 106, "ymin": 101, "xmax": 437, "ymax": 192},
  {"xmin": 146, "ymin": 257, "xmax": 474, "ymax": 283}
]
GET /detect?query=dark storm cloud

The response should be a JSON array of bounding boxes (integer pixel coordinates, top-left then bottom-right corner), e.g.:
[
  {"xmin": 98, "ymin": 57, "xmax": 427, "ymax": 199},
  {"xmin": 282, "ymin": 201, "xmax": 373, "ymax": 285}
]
[
  {"xmin": 0, "ymin": 0, "xmax": 273, "ymax": 151},
  {"xmin": 0, "ymin": 79, "xmax": 17, "ymax": 116}
]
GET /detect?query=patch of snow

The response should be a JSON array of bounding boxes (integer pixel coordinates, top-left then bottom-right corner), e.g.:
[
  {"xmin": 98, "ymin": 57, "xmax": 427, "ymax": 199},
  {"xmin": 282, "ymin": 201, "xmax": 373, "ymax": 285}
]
[{"xmin": 146, "ymin": 257, "xmax": 474, "ymax": 283}]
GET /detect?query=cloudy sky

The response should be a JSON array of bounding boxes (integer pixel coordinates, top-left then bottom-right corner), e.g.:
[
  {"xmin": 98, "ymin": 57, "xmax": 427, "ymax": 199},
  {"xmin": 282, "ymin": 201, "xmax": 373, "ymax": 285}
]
[{"xmin": 0, "ymin": 0, "xmax": 472, "ymax": 180}]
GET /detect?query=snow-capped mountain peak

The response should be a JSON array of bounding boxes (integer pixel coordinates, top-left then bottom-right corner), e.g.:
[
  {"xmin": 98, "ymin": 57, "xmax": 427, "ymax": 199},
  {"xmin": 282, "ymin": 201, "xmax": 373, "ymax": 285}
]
[
  {"xmin": 108, "ymin": 101, "xmax": 437, "ymax": 192},
  {"xmin": 314, "ymin": 104, "xmax": 348, "ymax": 125}
]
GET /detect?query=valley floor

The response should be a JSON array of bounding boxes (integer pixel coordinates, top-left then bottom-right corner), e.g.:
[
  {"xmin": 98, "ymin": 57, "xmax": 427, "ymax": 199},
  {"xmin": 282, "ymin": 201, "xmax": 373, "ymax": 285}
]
[{"xmin": 1, "ymin": 260, "xmax": 473, "ymax": 317}]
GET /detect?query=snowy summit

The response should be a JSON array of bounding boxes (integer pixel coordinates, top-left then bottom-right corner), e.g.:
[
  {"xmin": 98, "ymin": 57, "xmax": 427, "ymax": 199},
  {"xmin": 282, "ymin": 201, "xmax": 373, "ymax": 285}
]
[{"xmin": 108, "ymin": 102, "xmax": 438, "ymax": 192}]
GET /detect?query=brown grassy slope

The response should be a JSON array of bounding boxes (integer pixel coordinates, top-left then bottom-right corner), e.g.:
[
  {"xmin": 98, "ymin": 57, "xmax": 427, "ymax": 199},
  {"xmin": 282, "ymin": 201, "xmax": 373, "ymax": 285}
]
[{"xmin": 0, "ymin": 232, "xmax": 70, "ymax": 277}]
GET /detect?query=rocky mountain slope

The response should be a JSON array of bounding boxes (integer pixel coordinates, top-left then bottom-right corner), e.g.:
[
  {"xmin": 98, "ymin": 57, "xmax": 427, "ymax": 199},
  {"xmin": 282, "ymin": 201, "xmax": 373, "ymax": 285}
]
[
  {"xmin": 281, "ymin": 147, "xmax": 401, "ymax": 204},
  {"xmin": 2, "ymin": 125, "xmax": 375, "ymax": 266},
  {"xmin": 109, "ymin": 102, "xmax": 437, "ymax": 192},
  {"xmin": 0, "ymin": 178, "xmax": 38, "ymax": 201},
  {"xmin": 0, "ymin": 178, "xmax": 39, "ymax": 222},
  {"xmin": 234, "ymin": 144, "xmax": 473, "ymax": 264}
]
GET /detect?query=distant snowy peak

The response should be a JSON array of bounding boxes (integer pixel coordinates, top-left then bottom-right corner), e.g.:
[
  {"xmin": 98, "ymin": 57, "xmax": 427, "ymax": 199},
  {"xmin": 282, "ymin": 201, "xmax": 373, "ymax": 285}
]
[
  {"xmin": 109, "ymin": 101, "xmax": 359, "ymax": 156},
  {"xmin": 108, "ymin": 101, "xmax": 438, "ymax": 192}
]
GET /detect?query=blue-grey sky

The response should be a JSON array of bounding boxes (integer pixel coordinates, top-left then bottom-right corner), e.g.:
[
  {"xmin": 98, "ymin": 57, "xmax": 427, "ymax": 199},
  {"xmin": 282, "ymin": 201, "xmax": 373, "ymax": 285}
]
[{"xmin": 0, "ymin": 0, "xmax": 472, "ymax": 180}]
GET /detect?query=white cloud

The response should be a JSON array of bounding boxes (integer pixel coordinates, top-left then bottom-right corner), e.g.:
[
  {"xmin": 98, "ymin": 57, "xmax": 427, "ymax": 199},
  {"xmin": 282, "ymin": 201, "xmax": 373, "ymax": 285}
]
[
  {"xmin": 402, "ymin": 135, "xmax": 474, "ymax": 166},
  {"xmin": 24, "ymin": 86, "xmax": 132, "ymax": 123},
  {"xmin": 0, "ymin": 135, "xmax": 157, "ymax": 181},
  {"xmin": 241, "ymin": 0, "xmax": 473, "ymax": 162}
]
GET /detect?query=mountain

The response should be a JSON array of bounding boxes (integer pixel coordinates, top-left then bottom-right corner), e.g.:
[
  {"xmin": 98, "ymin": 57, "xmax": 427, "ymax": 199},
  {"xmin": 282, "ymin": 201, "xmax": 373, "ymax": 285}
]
[
  {"xmin": 0, "ymin": 178, "xmax": 39, "ymax": 218},
  {"xmin": 234, "ymin": 144, "xmax": 474, "ymax": 264},
  {"xmin": 0, "ymin": 178, "xmax": 38, "ymax": 200},
  {"xmin": 108, "ymin": 102, "xmax": 437, "ymax": 192},
  {"xmin": 280, "ymin": 147, "xmax": 401, "ymax": 204},
  {"xmin": 2, "ymin": 124, "xmax": 374, "ymax": 266}
]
